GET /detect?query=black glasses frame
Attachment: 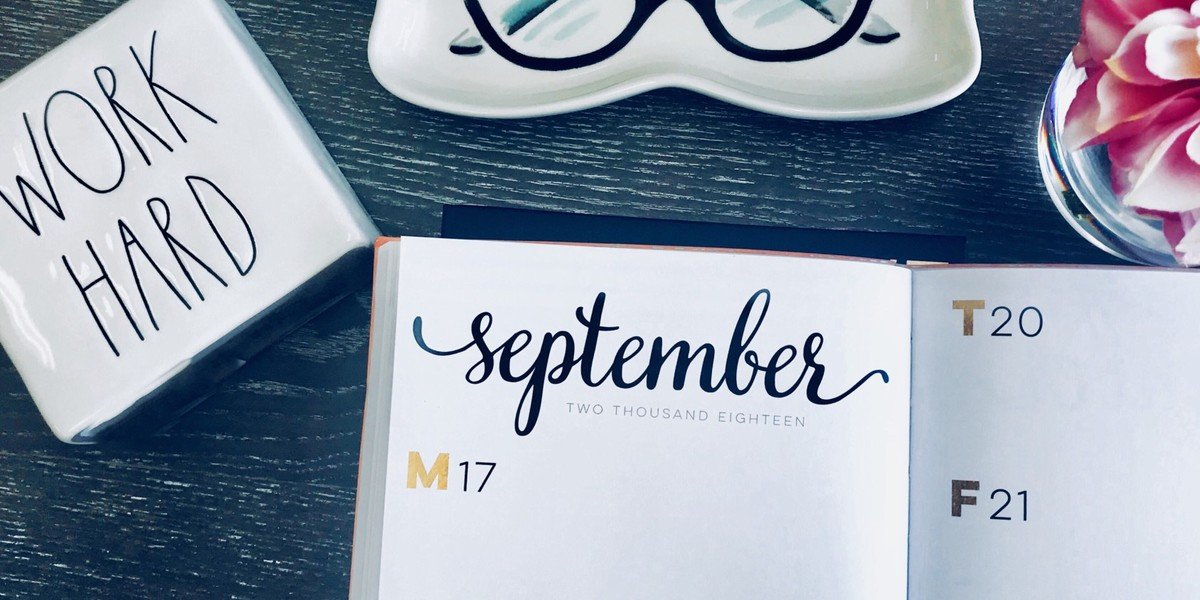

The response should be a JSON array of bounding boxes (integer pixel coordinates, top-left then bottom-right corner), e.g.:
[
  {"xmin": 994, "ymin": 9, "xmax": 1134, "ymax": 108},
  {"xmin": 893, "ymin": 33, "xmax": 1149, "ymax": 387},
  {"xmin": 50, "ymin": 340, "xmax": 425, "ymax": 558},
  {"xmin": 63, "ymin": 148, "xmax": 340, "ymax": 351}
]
[{"xmin": 464, "ymin": 0, "xmax": 875, "ymax": 71}]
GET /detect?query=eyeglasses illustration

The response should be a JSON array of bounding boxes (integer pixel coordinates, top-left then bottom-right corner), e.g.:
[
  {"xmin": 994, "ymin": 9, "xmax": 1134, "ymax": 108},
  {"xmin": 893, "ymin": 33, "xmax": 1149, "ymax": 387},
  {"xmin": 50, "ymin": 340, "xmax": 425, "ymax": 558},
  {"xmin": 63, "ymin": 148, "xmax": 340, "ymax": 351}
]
[{"xmin": 455, "ymin": 0, "xmax": 892, "ymax": 72}]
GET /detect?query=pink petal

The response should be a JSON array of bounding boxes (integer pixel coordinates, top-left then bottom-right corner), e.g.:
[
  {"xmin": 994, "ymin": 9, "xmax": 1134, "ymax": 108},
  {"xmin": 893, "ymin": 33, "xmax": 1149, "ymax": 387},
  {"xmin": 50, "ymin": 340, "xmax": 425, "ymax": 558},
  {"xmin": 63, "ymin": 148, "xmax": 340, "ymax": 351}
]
[
  {"xmin": 1105, "ymin": 9, "xmax": 1197, "ymax": 84},
  {"xmin": 1081, "ymin": 0, "xmax": 1141, "ymax": 62},
  {"xmin": 1185, "ymin": 115, "xmax": 1200, "ymax": 159},
  {"xmin": 1073, "ymin": 41, "xmax": 1096, "ymax": 68},
  {"xmin": 1111, "ymin": 164, "xmax": 1138, "ymax": 196},
  {"xmin": 1094, "ymin": 71, "xmax": 1159, "ymax": 133},
  {"xmin": 1078, "ymin": 0, "xmax": 1194, "ymax": 66},
  {"xmin": 1145, "ymin": 24, "xmax": 1200, "ymax": 80},
  {"xmin": 1141, "ymin": 206, "xmax": 1200, "ymax": 264},
  {"xmin": 1067, "ymin": 70, "xmax": 1200, "ymax": 149},
  {"xmin": 1172, "ymin": 208, "xmax": 1200, "ymax": 263},
  {"xmin": 1106, "ymin": 33, "xmax": 1161, "ymax": 83},
  {"xmin": 1124, "ymin": 121, "xmax": 1200, "ymax": 212},
  {"xmin": 1107, "ymin": 98, "xmax": 1200, "ymax": 187},
  {"xmin": 1114, "ymin": 0, "xmax": 1195, "ymax": 19},
  {"xmin": 1065, "ymin": 68, "xmax": 1106, "ymax": 148},
  {"xmin": 1135, "ymin": 207, "xmax": 1188, "ymax": 248}
]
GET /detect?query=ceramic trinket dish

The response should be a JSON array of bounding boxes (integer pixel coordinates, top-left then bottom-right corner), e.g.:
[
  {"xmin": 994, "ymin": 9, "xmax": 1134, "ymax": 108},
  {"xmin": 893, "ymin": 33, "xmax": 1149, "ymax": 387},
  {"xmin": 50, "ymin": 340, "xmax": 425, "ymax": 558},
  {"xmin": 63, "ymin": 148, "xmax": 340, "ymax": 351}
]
[
  {"xmin": 368, "ymin": 0, "xmax": 981, "ymax": 119},
  {"xmin": 0, "ymin": 0, "xmax": 379, "ymax": 442}
]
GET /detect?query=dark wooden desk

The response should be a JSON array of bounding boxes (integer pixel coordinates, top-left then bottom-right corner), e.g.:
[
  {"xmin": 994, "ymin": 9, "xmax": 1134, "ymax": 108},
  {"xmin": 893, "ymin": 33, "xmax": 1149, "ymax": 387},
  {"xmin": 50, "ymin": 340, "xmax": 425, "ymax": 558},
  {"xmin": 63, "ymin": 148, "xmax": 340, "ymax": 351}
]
[{"xmin": 0, "ymin": 0, "xmax": 1109, "ymax": 597}]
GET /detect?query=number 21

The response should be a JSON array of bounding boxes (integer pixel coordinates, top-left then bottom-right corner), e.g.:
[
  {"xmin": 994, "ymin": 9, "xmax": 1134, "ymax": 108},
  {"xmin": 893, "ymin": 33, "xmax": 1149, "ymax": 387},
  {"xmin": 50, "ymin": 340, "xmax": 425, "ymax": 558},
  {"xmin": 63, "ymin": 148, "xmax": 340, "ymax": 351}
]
[{"xmin": 990, "ymin": 489, "xmax": 1028, "ymax": 521}]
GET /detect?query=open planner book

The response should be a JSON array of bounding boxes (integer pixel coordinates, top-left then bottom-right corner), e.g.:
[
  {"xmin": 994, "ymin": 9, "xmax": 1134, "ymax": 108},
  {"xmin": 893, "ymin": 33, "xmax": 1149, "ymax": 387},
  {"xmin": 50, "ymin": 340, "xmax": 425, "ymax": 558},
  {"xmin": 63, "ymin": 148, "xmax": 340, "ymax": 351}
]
[{"xmin": 350, "ymin": 237, "xmax": 1200, "ymax": 599}]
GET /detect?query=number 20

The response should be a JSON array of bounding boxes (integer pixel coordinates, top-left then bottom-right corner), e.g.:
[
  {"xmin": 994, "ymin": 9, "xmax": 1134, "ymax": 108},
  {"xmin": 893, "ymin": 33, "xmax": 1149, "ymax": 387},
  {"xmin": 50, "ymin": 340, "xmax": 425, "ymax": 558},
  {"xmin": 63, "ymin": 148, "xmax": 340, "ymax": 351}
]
[{"xmin": 991, "ymin": 307, "xmax": 1043, "ymax": 338}]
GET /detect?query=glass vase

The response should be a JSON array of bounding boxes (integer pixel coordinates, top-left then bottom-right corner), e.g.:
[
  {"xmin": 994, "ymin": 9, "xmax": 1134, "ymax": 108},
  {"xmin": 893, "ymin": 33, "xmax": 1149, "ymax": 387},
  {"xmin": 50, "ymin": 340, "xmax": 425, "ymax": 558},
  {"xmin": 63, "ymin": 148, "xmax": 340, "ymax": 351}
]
[{"xmin": 1038, "ymin": 56, "xmax": 1180, "ymax": 267}]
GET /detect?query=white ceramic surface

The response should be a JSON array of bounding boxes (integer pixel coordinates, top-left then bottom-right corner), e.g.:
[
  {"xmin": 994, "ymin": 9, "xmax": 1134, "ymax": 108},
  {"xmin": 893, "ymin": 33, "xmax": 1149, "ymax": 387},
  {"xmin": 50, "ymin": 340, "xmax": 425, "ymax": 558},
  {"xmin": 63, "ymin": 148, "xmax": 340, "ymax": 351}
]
[
  {"xmin": 0, "ymin": 0, "xmax": 378, "ymax": 442},
  {"xmin": 368, "ymin": 0, "xmax": 981, "ymax": 119}
]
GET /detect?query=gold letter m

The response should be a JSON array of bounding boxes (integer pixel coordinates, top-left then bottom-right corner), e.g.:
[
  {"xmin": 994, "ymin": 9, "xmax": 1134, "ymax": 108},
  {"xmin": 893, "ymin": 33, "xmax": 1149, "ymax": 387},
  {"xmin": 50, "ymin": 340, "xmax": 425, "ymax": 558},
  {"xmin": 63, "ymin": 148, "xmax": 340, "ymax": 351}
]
[{"xmin": 407, "ymin": 451, "xmax": 449, "ymax": 490}]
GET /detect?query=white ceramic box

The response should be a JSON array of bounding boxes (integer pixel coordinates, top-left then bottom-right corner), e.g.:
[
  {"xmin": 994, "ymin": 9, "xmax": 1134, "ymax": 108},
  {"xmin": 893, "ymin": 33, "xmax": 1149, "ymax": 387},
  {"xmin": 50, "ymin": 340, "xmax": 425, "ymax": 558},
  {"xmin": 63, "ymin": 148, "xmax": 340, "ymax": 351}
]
[{"xmin": 0, "ymin": 0, "xmax": 379, "ymax": 442}]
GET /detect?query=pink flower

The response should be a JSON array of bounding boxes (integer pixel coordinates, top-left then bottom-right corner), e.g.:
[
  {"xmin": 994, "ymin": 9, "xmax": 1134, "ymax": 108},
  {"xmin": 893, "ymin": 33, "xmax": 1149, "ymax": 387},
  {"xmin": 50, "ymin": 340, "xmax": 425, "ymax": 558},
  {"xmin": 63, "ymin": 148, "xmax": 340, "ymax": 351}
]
[
  {"xmin": 1066, "ymin": 0, "xmax": 1200, "ymax": 264},
  {"xmin": 1076, "ymin": 0, "xmax": 1193, "ymax": 68}
]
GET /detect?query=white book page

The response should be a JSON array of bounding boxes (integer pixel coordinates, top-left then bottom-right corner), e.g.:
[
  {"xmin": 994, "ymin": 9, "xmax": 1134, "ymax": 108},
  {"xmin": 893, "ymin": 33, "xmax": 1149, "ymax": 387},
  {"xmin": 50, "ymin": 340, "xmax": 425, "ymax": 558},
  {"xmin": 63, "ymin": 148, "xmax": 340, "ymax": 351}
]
[
  {"xmin": 910, "ymin": 267, "xmax": 1200, "ymax": 598},
  {"xmin": 374, "ymin": 238, "xmax": 912, "ymax": 599}
]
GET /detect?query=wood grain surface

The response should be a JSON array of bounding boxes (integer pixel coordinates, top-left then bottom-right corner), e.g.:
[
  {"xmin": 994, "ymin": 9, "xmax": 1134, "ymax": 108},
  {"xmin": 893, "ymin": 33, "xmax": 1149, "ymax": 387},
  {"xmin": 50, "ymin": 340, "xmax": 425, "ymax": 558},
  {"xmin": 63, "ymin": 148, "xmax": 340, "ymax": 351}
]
[{"xmin": 0, "ymin": 0, "xmax": 1111, "ymax": 597}]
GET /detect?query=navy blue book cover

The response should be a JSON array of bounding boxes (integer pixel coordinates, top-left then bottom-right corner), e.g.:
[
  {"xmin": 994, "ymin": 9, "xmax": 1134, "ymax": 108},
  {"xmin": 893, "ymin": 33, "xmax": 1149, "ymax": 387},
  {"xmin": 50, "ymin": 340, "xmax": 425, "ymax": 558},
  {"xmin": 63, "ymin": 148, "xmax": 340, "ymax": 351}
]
[{"xmin": 441, "ymin": 205, "xmax": 965, "ymax": 263}]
